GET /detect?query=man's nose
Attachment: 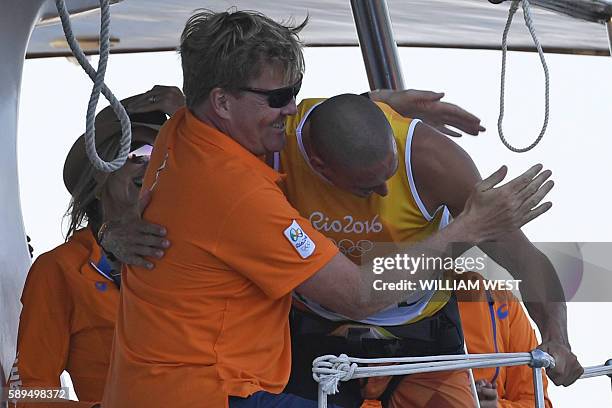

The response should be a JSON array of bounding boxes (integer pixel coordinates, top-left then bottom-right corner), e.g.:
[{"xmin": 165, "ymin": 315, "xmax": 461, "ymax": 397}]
[{"xmin": 281, "ymin": 97, "xmax": 298, "ymax": 116}]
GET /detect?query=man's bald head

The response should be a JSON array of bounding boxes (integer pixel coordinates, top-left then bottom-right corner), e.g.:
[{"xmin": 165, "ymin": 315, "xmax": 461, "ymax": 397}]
[
  {"xmin": 308, "ymin": 94, "xmax": 398, "ymax": 197},
  {"xmin": 309, "ymin": 94, "xmax": 395, "ymax": 173}
]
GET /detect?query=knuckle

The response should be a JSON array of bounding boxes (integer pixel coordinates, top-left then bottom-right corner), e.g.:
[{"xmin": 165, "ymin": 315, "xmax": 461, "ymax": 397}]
[
  {"xmin": 527, "ymin": 198, "xmax": 537, "ymax": 209},
  {"xmin": 526, "ymin": 183, "xmax": 537, "ymax": 196}
]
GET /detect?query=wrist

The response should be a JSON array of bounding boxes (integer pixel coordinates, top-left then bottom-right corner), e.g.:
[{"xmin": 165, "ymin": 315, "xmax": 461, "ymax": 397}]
[
  {"xmin": 541, "ymin": 328, "xmax": 570, "ymax": 347},
  {"xmin": 367, "ymin": 89, "xmax": 392, "ymax": 103},
  {"xmin": 447, "ymin": 213, "xmax": 481, "ymax": 247}
]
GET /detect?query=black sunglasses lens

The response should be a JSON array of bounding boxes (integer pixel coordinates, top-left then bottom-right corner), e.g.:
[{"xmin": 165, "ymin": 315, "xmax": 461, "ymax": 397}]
[{"xmin": 268, "ymin": 88, "xmax": 295, "ymax": 108}]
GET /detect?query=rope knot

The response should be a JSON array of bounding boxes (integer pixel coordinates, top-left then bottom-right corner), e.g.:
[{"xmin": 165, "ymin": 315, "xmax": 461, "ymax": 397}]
[{"xmin": 312, "ymin": 354, "xmax": 358, "ymax": 395}]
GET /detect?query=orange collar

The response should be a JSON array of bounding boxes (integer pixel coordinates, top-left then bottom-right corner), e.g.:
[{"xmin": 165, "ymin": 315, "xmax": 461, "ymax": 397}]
[
  {"xmin": 180, "ymin": 108, "xmax": 283, "ymax": 184},
  {"xmin": 72, "ymin": 228, "xmax": 102, "ymax": 258}
]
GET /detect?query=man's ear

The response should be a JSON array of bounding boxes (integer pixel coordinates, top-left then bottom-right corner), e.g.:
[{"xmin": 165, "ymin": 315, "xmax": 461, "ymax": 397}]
[{"xmin": 208, "ymin": 87, "xmax": 232, "ymax": 120}]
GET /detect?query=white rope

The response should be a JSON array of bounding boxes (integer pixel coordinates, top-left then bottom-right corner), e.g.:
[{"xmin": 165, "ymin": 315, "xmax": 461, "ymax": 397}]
[
  {"xmin": 312, "ymin": 352, "xmax": 545, "ymax": 396},
  {"xmin": 313, "ymin": 352, "xmax": 612, "ymax": 401},
  {"xmin": 312, "ymin": 354, "xmax": 357, "ymax": 395},
  {"xmin": 498, "ymin": 0, "xmax": 550, "ymax": 153},
  {"xmin": 317, "ymin": 351, "xmax": 533, "ymax": 365},
  {"xmin": 55, "ymin": 0, "xmax": 131, "ymax": 172}
]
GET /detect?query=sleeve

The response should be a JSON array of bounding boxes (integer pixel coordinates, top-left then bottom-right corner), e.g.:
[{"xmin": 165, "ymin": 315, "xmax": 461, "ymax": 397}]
[
  {"xmin": 215, "ymin": 184, "xmax": 338, "ymax": 299},
  {"xmin": 499, "ymin": 299, "xmax": 553, "ymax": 408},
  {"xmin": 7, "ymin": 255, "xmax": 98, "ymax": 408}
]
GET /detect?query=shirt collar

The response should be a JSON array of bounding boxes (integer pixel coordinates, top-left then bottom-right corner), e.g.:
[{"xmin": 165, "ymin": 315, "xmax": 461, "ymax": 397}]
[
  {"xmin": 73, "ymin": 228, "xmax": 102, "ymax": 260},
  {"xmin": 183, "ymin": 108, "xmax": 284, "ymax": 184}
]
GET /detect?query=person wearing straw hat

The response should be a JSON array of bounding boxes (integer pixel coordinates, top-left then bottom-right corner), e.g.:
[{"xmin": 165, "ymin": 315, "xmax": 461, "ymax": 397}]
[{"xmin": 5, "ymin": 87, "xmax": 181, "ymax": 408}]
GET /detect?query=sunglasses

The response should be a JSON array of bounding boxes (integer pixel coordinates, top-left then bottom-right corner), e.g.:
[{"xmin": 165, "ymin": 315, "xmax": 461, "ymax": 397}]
[
  {"xmin": 239, "ymin": 75, "xmax": 303, "ymax": 108},
  {"xmin": 127, "ymin": 144, "xmax": 153, "ymax": 162}
]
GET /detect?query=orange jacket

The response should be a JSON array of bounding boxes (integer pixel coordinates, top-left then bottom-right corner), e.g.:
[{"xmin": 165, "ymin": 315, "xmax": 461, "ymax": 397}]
[
  {"xmin": 457, "ymin": 272, "xmax": 552, "ymax": 408},
  {"xmin": 6, "ymin": 229, "xmax": 119, "ymax": 408}
]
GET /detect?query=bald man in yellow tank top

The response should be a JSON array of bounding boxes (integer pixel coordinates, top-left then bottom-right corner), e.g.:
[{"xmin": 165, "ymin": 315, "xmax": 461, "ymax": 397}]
[
  {"xmin": 277, "ymin": 95, "xmax": 581, "ymax": 407},
  {"xmin": 278, "ymin": 96, "xmax": 472, "ymax": 407}
]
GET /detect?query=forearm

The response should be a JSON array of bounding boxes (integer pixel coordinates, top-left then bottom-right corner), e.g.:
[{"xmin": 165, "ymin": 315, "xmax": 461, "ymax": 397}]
[
  {"xmin": 481, "ymin": 238, "xmax": 569, "ymax": 345},
  {"xmin": 517, "ymin": 253, "xmax": 569, "ymax": 344},
  {"xmin": 524, "ymin": 300, "xmax": 568, "ymax": 344}
]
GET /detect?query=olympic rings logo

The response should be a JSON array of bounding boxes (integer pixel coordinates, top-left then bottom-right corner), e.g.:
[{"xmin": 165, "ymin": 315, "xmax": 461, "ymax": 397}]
[
  {"xmin": 290, "ymin": 228, "xmax": 304, "ymax": 242},
  {"xmin": 330, "ymin": 238, "xmax": 375, "ymax": 258}
]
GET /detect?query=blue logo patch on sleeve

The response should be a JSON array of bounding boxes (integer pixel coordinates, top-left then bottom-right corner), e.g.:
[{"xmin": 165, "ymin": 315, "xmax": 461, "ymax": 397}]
[{"xmin": 95, "ymin": 282, "xmax": 108, "ymax": 292}]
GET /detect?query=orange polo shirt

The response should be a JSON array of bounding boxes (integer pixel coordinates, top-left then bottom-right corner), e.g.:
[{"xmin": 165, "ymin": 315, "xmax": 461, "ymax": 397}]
[
  {"xmin": 103, "ymin": 108, "xmax": 338, "ymax": 408},
  {"xmin": 7, "ymin": 228, "xmax": 118, "ymax": 408}
]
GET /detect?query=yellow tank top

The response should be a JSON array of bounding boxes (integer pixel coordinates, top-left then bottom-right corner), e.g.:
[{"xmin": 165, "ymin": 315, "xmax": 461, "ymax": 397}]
[{"xmin": 279, "ymin": 98, "xmax": 451, "ymax": 326}]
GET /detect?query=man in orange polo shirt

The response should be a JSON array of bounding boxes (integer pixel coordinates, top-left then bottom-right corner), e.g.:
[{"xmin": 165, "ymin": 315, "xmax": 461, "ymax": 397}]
[{"xmin": 102, "ymin": 10, "xmax": 559, "ymax": 408}]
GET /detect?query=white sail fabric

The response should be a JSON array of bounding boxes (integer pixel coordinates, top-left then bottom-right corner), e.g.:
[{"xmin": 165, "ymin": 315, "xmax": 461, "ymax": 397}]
[{"xmin": 26, "ymin": 0, "xmax": 611, "ymax": 57}]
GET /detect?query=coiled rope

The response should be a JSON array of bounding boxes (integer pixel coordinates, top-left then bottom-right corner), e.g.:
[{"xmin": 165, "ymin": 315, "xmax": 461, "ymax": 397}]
[
  {"xmin": 499, "ymin": 0, "xmax": 550, "ymax": 152},
  {"xmin": 55, "ymin": 0, "xmax": 131, "ymax": 172}
]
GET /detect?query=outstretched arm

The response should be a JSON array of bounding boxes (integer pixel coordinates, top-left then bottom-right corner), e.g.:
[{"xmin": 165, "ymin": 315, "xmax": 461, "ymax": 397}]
[
  {"xmin": 411, "ymin": 121, "xmax": 583, "ymax": 386},
  {"xmin": 369, "ymin": 88, "xmax": 485, "ymax": 137}
]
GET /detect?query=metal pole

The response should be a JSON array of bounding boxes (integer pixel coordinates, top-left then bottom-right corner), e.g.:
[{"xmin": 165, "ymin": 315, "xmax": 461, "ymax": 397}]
[
  {"xmin": 532, "ymin": 367, "xmax": 546, "ymax": 408},
  {"xmin": 464, "ymin": 343, "xmax": 482, "ymax": 408},
  {"xmin": 318, "ymin": 384, "xmax": 327, "ymax": 408},
  {"xmin": 350, "ymin": 0, "xmax": 405, "ymax": 90},
  {"xmin": 0, "ymin": 0, "xmax": 47, "ymax": 385},
  {"xmin": 607, "ymin": 17, "xmax": 612, "ymax": 56},
  {"xmin": 529, "ymin": 349, "xmax": 554, "ymax": 408},
  {"xmin": 606, "ymin": 359, "xmax": 612, "ymax": 391}
]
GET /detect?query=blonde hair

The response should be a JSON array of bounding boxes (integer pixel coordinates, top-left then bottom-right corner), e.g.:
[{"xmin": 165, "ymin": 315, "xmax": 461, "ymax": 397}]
[{"xmin": 180, "ymin": 9, "xmax": 307, "ymax": 108}]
